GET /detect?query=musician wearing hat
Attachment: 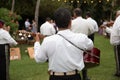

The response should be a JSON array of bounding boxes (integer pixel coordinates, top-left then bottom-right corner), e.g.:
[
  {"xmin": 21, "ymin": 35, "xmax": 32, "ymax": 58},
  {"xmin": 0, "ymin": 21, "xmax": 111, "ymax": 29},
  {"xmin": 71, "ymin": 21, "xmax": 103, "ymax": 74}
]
[{"xmin": 0, "ymin": 20, "xmax": 18, "ymax": 80}]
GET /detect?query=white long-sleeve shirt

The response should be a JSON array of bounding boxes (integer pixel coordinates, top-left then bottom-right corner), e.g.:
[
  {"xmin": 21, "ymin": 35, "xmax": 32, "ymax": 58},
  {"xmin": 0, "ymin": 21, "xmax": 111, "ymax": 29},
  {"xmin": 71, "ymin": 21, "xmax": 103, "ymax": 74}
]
[
  {"xmin": 25, "ymin": 21, "xmax": 30, "ymax": 28},
  {"xmin": 86, "ymin": 17, "xmax": 99, "ymax": 32},
  {"xmin": 110, "ymin": 15, "xmax": 120, "ymax": 45},
  {"xmin": 71, "ymin": 17, "xmax": 94, "ymax": 36},
  {"xmin": 34, "ymin": 29, "xmax": 93, "ymax": 72},
  {"xmin": 0, "ymin": 28, "xmax": 17, "ymax": 46},
  {"xmin": 105, "ymin": 27, "xmax": 112, "ymax": 34}
]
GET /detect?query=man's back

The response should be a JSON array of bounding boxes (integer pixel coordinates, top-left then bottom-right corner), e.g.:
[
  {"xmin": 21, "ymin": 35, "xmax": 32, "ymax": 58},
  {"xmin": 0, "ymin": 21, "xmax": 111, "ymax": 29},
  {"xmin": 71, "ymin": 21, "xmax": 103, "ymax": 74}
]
[
  {"xmin": 71, "ymin": 17, "xmax": 94, "ymax": 36},
  {"xmin": 40, "ymin": 22, "xmax": 55, "ymax": 36},
  {"xmin": 34, "ymin": 29, "xmax": 93, "ymax": 72},
  {"xmin": 86, "ymin": 17, "xmax": 98, "ymax": 32},
  {"xmin": 25, "ymin": 20, "xmax": 30, "ymax": 28}
]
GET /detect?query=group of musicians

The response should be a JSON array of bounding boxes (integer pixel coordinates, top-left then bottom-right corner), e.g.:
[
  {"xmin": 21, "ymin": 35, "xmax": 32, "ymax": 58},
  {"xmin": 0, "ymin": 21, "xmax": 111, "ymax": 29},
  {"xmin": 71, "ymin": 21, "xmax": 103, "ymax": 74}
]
[{"xmin": 1, "ymin": 8, "xmax": 120, "ymax": 80}]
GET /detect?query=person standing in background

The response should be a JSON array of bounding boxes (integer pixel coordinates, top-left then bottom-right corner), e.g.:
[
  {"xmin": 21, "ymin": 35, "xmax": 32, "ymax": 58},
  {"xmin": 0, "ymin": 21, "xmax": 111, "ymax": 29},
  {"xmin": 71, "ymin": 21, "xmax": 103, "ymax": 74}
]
[
  {"xmin": 50, "ymin": 19, "xmax": 58, "ymax": 34},
  {"xmin": 25, "ymin": 18, "xmax": 31, "ymax": 31},
  {"xmin": 0, "ymin": 20, "xmax": 18, "ymax": 80},
  {"xmin": 40, "ymin": 17, "xmax": 56, "ymax": 37},
  {"xmin": 32, "ymin": 20, "xmax": 37, "ymax": 33},
  {"xmin": 71, "ymin": 8, "xmax": 94, "ymax": 80},
  {"xmin": 110, "ymin": 10, "xmax": 120, "ymax": 77},
  {"xmin": 86, "ymin": 11, "xmax": 99, "ymax": 42},
  {"xmin": 71, "ymin": 8, "xmax": 94, "ymax": 36}
]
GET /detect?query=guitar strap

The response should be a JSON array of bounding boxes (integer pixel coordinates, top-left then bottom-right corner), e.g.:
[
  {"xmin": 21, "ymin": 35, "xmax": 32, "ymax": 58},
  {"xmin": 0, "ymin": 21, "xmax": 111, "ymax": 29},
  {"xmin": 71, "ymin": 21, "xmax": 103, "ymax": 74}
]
[{"xmin": 58, "ymin": 34, "xmax": 99, "ymax": 59}]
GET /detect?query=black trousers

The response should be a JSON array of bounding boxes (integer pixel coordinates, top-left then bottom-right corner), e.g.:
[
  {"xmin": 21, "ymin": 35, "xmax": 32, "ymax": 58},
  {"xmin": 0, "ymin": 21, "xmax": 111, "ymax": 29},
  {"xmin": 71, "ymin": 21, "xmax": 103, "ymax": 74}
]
[
  {"xmin": 88, "ymin": 33, "xmax": 94, "ymax": 43},
  {"xmin": 49, "ymin": 74, "xmax": 81, "ymax": 80},
  {"xmin": 114, "ymin": 45, "xmax": 120, "ymax": 74},
  {"xmin": 0, "ymin": 44, "xmax": 10, "ymax": 80}
]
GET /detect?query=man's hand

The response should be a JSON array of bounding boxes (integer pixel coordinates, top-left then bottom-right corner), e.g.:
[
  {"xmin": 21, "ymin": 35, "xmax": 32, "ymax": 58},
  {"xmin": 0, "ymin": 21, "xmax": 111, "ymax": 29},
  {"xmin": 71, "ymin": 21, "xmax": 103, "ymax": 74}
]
[{"xmin": 35, "ymin": 33, "xmax": 40, "ymax": 42}]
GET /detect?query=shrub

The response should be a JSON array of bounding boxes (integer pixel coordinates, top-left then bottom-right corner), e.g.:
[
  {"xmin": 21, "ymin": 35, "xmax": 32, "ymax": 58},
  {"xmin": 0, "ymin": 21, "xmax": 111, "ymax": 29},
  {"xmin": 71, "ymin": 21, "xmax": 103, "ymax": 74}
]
[{"xmin": 0, "ymin": 8, "xmax": 22, "ymax": 34}]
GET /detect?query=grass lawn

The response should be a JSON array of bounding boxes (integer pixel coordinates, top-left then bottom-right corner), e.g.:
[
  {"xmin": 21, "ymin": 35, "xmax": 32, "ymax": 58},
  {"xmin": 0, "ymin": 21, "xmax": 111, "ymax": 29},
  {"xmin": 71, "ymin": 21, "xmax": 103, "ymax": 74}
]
[{"xmin": 10, "ymin": 33, "xmax": 120, "ymax": 80}]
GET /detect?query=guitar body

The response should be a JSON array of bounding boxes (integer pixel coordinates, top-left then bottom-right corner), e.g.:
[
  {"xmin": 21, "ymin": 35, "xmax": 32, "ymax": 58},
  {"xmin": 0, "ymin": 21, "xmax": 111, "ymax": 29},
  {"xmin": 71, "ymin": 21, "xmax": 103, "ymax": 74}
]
[{"xmin": 84, "ymin": 47, "xmax": 100, "ymax": 68}]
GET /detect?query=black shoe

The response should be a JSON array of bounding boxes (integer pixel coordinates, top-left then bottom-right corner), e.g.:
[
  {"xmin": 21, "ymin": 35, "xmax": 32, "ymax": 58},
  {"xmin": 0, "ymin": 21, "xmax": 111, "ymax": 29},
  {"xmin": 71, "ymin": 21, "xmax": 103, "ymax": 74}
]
[
  {"xmin": 86, "ymin": 78, "xmax": 90, "ymax": 80},
  {"xmin": 83, "ymin": 77, "xmax": 91, "ymax": 80},
  {"xmin": 114, "ymin": 73, "xmax": 120, "ymax": 77}
]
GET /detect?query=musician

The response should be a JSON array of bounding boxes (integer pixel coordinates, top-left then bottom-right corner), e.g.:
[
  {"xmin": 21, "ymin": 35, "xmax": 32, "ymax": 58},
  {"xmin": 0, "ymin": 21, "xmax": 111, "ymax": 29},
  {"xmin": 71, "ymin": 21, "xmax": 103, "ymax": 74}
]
[
  {"xmin": 110, "ymin": 10, "xmax": 120, "ymax": 77},
  {"xmin": 0, "ymin": 20, "xmax": 18, "ymax": 80},
  {"xmin": 40, "ymin": 17, "xmax": 56, "ymax": 37},
  {"xmin": 71, "ymin": 8, "xmax": 94, "ymax": 80},
  {"xmin": 101, "ymin": 21, "xmax": 113, "ymax": 38},
  {"xmin": 86, "ymin": 11, "xmax": 99, "ymax": 42},
  {"xmin": 34, "ymin": 8, "xmax": 94, "ymax": 80}
]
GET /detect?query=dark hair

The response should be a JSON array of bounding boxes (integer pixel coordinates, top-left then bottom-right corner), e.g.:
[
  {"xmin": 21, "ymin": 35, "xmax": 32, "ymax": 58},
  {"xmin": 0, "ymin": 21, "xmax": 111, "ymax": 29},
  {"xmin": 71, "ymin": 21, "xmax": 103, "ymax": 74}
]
[
  {"xmin": 54, "ymin": 8, "xmax": 71, "ymax": 28},
  {"xmin": 46, "ymin": 17, "xmax": 51, "ymax": 21},
  {"xmin": 86, "ymin": 11, "xmax": 91, "ymax": 17},
  {"xmin": 73, "ymin": 8, "xmax": 82, "ymax": 16}
]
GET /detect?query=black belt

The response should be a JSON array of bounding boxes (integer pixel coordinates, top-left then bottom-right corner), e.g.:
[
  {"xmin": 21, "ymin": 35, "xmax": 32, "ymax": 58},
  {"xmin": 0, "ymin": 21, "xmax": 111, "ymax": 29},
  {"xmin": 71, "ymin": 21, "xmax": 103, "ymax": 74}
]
[{"xmin": 0, "ymin": 44, "xmax": 9, "ymax": 46}]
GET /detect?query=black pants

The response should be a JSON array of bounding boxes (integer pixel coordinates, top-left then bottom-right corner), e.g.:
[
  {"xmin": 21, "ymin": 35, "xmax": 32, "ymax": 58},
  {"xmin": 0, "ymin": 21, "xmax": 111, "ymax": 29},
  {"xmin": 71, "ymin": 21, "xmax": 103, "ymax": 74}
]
[
  {"xmin": 49, "ymin": 74, "xmax": 81, "ymax": 80},
  {"xmin": 88, "ymin": 33, "xmax": 94, "ymax": 43},
  {"xmin": 0, "ymin": 44, "xmax": 10, "ymax": 80},
  {"xmin": 82, "ymin": 68, "xmax": 88, "ymax": 80},
  {"xmin": 114, "ymin": 45, "xmax": 120, "ymax": 74}
]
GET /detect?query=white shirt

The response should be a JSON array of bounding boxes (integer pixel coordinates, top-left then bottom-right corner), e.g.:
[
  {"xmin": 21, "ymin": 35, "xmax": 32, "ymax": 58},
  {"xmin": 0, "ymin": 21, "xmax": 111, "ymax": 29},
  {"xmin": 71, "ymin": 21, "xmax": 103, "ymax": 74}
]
[
  {"xmin": 110, "ymin": 15, "xmax": 120, "ymax": 45},
  {"xmin": 86, "ymin": 17, "xmax": 99, "ymax": 32},
  {"xmin": 105, "ymin": 27, "xmax": 112, "ymax": 34},
  {"xmin": 25, "ymin": 21, "xmax": 30, "ymax": 28},
  {"xmin": 34, "ymin": 29, "xmax": 93, "ymax": 72},
  {"xmin": 71, "ymin": 17, "xmax": 94, "ymax": 36},
  {"xmin": 0, "ymin": 28, "xmax": 17, "ymax": 46},
  {"xmin": 40, "ymin": 22, "xmax": 55, "ymax": 36}
]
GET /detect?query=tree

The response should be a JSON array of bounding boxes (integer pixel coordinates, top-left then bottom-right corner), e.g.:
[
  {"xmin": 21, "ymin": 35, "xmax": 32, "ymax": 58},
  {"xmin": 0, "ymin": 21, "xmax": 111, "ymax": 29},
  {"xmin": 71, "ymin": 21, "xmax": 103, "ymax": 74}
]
[
  {"xmin": 0, "ymin": 8, "xmax": 22, "ymax": 35},
  {"xmin": 11, "ymin": 0, "xmax": 15, "ymax": 13},
  {"xmin": 35, "ymin": 0, "xmax": 40, "ymax": 31},
  {"xmin": 116, "ymin": 0, "xmax": 120, "ymax": 6}
]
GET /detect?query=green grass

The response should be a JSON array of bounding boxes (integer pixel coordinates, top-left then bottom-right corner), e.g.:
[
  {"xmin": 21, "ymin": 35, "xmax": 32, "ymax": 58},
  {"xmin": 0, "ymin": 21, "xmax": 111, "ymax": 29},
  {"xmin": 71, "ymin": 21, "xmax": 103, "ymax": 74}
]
[
  {"xmin": 88, "ymin": 34, "xmax": 119, "ymax": 80},
  {"xmin": 10, "ymin": 33, "xmax": 120, "ymax": 80}
]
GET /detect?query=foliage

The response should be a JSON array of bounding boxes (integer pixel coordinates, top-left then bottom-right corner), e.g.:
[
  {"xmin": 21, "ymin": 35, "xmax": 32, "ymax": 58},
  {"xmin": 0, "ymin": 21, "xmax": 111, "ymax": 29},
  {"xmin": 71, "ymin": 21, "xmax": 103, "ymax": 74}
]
[
  {"xmin": 39, "ymin": 0, "xmax": 73, "ymax": 20},
  {"xmin": 0, "ymin": 8, "xmax": 22, "ymax": 34},
  {"xmin": 15, "ymin": 0, "xmax": 36, "ymax": 16},
  {"xmin": 0, "ymin": 0, "xmax": 72, "ymax": 19},
  {"xmin": 0, "ymin": 0, "xmax": 119, "ymax": 26},
  {"xmin": 78, "ymin": 0, "xmax": 114, "ymax": 25},
  {"xmin": 112, "ymin": 6, "xmax": 120, "ymax": 19}
]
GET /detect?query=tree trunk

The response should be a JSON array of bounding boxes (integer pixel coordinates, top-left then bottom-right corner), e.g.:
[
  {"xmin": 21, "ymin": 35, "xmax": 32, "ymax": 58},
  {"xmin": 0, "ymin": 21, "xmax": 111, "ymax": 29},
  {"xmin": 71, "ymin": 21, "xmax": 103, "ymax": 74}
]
[
  {"xmin": 116, "ymin": 0, "xmax": 120, "ymax": 6},
  {"xmin": 35, "ymin": 0, "xmax": 40, "ymax": 32},
  {"xmin": 11, "ymin": 0, "xmax": 15, "ymax": 13}
]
